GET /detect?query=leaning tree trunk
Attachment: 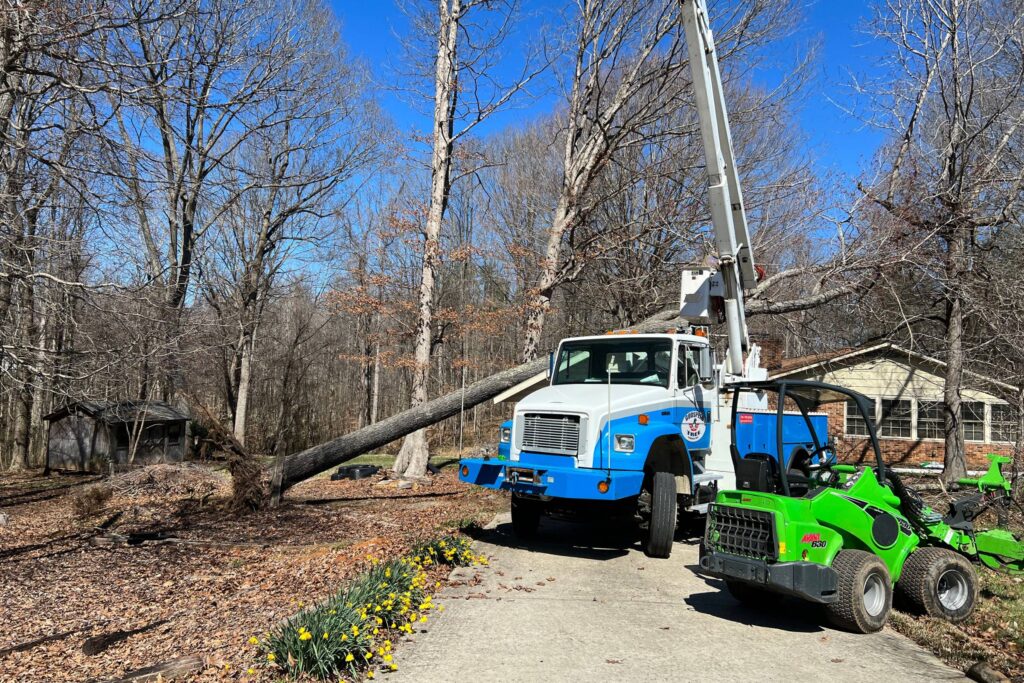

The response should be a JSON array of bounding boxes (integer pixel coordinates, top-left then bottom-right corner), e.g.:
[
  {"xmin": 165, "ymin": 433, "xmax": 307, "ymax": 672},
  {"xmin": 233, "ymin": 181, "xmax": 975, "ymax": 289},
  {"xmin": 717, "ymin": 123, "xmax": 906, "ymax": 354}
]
[{"xmin": 271, "ymin": 309, "xmax": 684, "ymax": 501}]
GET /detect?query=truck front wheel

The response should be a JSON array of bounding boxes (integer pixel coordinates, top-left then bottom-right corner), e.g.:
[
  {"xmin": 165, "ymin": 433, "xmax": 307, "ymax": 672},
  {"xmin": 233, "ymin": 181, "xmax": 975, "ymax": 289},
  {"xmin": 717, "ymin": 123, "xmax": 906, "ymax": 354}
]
[
  {"xmin": 643, "ymin": 471, "xmax": 676, "ymax": 558},
  {"xmin": 825, "ymin": 549, "xmax": 892, "ymax": 633},
  {"xmin": 511, "ymin": 494, "xmax": 541, "ymax": 539},
  {"xmin": 897, "ymin": 547, "xmax": 978, "ymax": 623}
]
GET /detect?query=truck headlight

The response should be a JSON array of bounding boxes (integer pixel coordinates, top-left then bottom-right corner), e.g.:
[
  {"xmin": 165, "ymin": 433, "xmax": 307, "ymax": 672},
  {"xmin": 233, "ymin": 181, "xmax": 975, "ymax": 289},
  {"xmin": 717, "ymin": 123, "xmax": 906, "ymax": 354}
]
[
  {"xmin": 500, "ymin": 427, "xmax": 511, "ymax": 443},
  {"xmin": 614, "ymin": 434, "xmax": 635, "ymax": 452}
]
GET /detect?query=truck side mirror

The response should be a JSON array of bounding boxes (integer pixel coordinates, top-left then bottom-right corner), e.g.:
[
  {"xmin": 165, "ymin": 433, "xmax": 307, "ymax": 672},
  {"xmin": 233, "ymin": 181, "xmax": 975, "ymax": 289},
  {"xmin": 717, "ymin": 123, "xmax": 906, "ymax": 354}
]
[
  {"xmin": 698, "ymin": 347, "xmax": 714, "ymax": 383},
  {"xmin": 546, "ymin": 351, "xmax": 554, "ymax": 380}
]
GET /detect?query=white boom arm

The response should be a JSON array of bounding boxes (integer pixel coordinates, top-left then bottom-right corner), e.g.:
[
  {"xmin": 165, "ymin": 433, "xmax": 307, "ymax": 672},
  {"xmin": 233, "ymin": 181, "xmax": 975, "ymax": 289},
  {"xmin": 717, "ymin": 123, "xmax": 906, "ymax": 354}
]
[{"xmin": 680, "ymin": 0, "xmax": 757, "ymax": 377}]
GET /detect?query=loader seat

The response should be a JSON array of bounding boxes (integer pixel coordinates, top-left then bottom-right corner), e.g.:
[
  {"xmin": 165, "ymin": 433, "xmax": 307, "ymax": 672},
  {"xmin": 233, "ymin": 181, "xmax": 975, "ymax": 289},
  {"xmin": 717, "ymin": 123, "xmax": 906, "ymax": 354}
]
[{"xmin": 735, "ymin": 452, "xmax": 781, "ymax": 494}]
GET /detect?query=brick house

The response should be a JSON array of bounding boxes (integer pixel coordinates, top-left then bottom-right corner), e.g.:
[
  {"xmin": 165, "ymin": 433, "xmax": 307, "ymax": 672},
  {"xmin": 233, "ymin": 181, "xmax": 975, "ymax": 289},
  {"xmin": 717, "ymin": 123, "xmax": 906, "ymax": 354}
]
[{"xmin": 765, "ymin": 342, "xmax": 1021, "ymax": 470}]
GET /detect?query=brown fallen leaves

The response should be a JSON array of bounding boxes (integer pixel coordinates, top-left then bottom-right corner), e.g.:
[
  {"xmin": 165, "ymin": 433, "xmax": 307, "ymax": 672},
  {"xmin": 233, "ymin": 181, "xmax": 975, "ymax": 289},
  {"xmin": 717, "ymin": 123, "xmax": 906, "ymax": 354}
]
[{"xmin": 0, "ymin": 466, "xmax": 505, "ymax": 682}]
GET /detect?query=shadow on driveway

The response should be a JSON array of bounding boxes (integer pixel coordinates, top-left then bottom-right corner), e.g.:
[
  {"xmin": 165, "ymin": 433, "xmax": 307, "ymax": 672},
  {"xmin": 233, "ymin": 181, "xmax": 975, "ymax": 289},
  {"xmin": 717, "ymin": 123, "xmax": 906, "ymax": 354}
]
[{"xmin": 683, "ymin": 571, "xmax": 828, "ymax": 633}]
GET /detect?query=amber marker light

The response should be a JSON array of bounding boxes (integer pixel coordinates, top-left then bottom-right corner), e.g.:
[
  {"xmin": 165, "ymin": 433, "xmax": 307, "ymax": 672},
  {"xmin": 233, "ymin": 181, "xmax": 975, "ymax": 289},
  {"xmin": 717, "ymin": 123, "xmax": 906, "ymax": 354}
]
[
  {"xmin": 638, "ymin": 414, "xmax": 649, "ymax": 426},
  {"xmin": 597, "ymin": 480, "xmax": 610, "ymax": 494},
  {"xmin": 461, "ymin": 465, "xmax": 469, "ymax": 477}
]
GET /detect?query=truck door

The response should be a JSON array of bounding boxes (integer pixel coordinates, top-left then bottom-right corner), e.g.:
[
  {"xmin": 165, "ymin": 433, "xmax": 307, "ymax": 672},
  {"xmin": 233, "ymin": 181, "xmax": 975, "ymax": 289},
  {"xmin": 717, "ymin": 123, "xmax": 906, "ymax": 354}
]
[{"xmin": 676, "ymin": 344, "xmax": 710, "ymax": 448}]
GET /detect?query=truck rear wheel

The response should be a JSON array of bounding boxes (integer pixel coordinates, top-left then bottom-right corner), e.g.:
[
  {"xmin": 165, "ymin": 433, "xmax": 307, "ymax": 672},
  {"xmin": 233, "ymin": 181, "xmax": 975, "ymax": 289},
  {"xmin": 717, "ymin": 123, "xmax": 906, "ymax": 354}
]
[
  {"xmin": 825, "ymin": 550, "xmax": 892, "ymax": 633},
  {"xmin": 897, "ymin": 547, "xmax": 978, "ymax": 623},
  {"xmin": 511, "ymin": 494, "xmax": 541, "ymax": 539},
  {"xmin": 643, "ymin": 471, "xmax": 676, "ymax": 558}
]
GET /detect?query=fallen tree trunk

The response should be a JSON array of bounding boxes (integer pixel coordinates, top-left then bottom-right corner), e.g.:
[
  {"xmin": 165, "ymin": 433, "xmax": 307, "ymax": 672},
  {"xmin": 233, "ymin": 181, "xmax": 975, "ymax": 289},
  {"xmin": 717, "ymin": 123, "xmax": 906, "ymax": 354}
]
[{"xmin": 271, "ymin": 309, "xmax": 684, "ymax": 501}]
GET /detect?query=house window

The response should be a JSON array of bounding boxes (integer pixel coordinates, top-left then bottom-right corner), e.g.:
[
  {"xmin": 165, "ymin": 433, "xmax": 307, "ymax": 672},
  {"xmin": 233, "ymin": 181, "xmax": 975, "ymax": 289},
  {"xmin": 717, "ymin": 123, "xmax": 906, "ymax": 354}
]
[
  {"xmin": 991, "ymin": 404, "xmax": 1018, "ymax": 443},
  {"xmin": 917, "ymin": 401, "xmax": 944, "ymax": 440},
  {"xmin": 845, "ymin": 399, "xmax": 870, "ymax": 437},
  {"xmin": 880, "ymin": 399, "xmax": 912, "ymax": 438},
  {"xmin": 962, "ymin": 402, "xmax": 985, "ymax": 442}
]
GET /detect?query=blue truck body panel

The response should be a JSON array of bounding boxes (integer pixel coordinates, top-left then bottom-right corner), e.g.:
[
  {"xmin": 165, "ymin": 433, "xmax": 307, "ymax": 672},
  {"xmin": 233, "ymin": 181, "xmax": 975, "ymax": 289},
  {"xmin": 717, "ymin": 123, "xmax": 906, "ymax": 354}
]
[
  {"xmin": 460, "ymin": 412, "xmax": 828, "ymax": 501},
  {"xmin": 734, "ymin": 411, "xmax": 828, "ymax": 469}
]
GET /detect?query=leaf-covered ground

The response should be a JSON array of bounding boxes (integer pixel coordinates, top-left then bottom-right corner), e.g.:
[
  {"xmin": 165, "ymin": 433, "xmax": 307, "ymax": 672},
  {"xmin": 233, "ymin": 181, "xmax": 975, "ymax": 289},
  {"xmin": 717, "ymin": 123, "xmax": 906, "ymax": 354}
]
[
  {"xmin": 0, "ymin": 463, "xmax": 505, "ymax": 682},
  {"xmin": 887, "ymin": 480, "xmax": 1024, "ymax": 681}
]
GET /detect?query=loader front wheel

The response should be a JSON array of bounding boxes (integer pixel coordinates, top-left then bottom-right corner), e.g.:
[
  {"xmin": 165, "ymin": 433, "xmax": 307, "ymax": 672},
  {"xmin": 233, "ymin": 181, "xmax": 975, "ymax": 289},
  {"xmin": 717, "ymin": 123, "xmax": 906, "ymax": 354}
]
[
  {"xmin": 897, "ymin": 547, "xmax": 978, "ymax": 623},
  {"xmin": 825, "ymin": 550, "xmax": 892, "ymax": 633}
]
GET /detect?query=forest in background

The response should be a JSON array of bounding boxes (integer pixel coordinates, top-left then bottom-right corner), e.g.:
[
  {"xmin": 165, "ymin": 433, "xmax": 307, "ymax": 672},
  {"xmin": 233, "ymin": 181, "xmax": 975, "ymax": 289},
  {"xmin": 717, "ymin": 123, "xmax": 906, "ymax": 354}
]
[{"xmin": 2, "ymin": 0, "xmax": 1024, "ymax": 482}]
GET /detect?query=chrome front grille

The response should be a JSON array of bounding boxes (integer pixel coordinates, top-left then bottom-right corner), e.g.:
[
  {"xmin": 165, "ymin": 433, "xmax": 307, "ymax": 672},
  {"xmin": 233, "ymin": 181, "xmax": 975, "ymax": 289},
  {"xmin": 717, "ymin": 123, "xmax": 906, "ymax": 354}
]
[{"xmin": 520, "ymin": 413, "xmax": 580, "ymax": 456}]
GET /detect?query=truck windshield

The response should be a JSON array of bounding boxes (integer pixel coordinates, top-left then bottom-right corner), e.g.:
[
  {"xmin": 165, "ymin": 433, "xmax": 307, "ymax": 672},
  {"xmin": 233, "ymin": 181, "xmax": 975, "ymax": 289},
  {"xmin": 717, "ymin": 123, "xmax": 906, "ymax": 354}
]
[{"xmin": 553, "ymin": 338, "xmax": 672, "ymax": 388}]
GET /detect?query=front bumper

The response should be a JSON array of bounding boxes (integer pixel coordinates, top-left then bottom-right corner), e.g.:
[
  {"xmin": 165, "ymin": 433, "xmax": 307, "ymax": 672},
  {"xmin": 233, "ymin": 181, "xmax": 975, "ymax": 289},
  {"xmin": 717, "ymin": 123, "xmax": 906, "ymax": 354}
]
[
  {"xmin": 458, "ymin": 457, "xmax": 644, "ymax": 501},
  {"xmin": 699, "ymin": 549, "xmax": 838, "ymax": 604}
]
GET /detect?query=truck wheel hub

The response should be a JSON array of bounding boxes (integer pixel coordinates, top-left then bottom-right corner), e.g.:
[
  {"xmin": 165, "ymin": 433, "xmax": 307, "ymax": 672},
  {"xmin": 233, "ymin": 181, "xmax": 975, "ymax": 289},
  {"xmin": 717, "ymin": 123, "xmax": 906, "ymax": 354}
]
[
  {"xmin": 863, "ymin": 574, "xmax": 886, "ymax": 617},
  {"xmin": 937, "ymin": 570, "xmax": 969, "ymax": 611}
]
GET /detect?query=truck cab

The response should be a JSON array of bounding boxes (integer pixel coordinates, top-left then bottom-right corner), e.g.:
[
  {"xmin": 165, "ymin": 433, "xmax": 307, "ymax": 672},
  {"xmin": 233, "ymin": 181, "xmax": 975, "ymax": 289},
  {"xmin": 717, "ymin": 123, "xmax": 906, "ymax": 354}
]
[{"xmin": 461, "ymin": 330, "xmax": 730, "ymax": 557}]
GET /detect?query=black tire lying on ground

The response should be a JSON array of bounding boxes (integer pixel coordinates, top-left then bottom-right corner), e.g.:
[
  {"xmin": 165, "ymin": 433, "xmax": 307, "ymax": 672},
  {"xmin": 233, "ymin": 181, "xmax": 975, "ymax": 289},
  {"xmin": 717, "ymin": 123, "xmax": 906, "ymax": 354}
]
[
  {"xmin": 897, "ymin": 546, "xmax": 978, "ymax": 623},
  {"xmin": 825, "ymin": 549, "xmax": 892, "ymax": 633},
  {"xmin": 331, "ymin": 464, "xmax": 380, "ymax": 481}
]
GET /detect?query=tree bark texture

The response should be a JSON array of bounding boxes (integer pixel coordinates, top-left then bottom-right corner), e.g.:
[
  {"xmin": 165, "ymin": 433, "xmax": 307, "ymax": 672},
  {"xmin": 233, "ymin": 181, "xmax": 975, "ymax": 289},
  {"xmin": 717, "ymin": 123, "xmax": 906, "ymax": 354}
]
[{"xmin": 395, "ymin": 0, "xmax": 462, "ymax": 478}]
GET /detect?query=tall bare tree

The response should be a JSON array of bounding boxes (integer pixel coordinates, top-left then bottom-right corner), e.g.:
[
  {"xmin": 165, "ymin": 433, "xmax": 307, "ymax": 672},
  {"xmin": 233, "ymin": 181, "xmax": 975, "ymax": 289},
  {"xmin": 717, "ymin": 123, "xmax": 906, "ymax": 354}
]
[
  {"xmin": 201, "ymin": 1, "xmax": 384, "ymax": 445},
  {"xmin": 520, "ymin": 0, "xmax": 802, "ymax": 361},
  {"xmin": 393, "ymin": 0, "xmax": 547, "ymax": 480},
  {"xmin": 858, "ymin": 0, "xmax": 1024, "ymax": 481}
]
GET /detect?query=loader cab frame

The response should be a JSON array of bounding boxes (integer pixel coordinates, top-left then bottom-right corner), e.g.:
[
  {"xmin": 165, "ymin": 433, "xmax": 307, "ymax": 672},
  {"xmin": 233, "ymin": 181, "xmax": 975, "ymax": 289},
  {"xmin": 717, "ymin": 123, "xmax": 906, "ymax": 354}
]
[{"xmin": 727, "ymin": 379, "xmax": 885, "ymax": 496}]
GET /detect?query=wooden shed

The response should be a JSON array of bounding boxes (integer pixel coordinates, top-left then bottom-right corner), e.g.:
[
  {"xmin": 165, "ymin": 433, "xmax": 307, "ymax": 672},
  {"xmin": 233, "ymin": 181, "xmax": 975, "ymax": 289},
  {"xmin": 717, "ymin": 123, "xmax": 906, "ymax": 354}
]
[{"xmin": 43, "ymin": 400, "xmax": 190, "ymax": 473}]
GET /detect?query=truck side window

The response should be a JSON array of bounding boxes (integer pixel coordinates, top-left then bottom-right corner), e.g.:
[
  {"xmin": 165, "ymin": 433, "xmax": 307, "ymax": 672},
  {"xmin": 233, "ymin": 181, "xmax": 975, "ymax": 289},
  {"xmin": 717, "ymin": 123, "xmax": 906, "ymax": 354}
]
[
  {"xmin": 555, "ymin": 349, "xmax": 591, "ymax": 383},
  {"xmin": 677, "ymin": 345, "xmax": 699, "ymax": 388}
]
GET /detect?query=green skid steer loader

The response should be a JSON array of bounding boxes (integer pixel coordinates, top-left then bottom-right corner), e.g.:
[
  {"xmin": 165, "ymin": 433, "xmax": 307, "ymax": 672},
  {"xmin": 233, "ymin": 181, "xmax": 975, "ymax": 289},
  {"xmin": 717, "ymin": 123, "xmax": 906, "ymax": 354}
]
[{"xmin": 698, "ymin": 379, "xmax": 1024, "ymax": 633}]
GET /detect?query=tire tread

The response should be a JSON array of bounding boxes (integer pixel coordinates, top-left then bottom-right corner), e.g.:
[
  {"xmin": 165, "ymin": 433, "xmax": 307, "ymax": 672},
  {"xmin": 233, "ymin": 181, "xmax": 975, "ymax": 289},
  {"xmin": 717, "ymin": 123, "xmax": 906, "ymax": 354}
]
[
  {"xmin": 644, "ymin": 471, "xmax": 676, "ymax": 558},
  {"xmin": 897, "ymin": 546, "xmax": 977, "ymax": 623},
  {"xmin": 825, "ymin": 549, "xmax": 892, "ymax": 633}
]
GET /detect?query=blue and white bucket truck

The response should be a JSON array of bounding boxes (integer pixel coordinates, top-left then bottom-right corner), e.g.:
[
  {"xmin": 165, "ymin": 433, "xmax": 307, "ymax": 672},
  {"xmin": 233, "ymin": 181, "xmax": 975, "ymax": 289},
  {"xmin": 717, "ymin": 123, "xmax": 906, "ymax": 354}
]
[{"xmin": 458, "ymin": 0, "xmax": 827, "ymax": 557}]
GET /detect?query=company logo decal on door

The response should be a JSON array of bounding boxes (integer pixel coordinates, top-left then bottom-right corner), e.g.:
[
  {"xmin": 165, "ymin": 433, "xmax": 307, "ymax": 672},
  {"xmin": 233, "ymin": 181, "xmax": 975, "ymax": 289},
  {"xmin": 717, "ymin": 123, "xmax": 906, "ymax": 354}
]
[{"xmin": 682, "ymin": 410, "xmax": 707, "ymax": 442}]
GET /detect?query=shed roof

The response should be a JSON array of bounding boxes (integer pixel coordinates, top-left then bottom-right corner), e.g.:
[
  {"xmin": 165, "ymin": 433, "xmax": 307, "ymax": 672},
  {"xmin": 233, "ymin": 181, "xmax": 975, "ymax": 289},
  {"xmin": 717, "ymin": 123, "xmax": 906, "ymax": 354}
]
[{"xmin": 44, "ymin": 400, "xmax": 189, "ymax": 424}]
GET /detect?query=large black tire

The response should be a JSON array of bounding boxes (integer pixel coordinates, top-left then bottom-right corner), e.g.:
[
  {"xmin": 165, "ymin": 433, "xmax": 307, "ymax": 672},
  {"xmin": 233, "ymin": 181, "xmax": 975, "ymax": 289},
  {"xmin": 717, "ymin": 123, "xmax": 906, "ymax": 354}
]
[
  {"xmin": 643, "ymin": 471, "xmax": 677, "ymax": 558},
  {"xmin": 725, "ymin": 580, "xmax": 783, "ymax": 608},
  {"xmin": 511, "ymin": 495, "xmax": 541, "ymax": 539},
  {"xmin": 825, "ymin": 549, "xmax": 892, "ymax": 633},
  {"xmin": 897, "ymin": 547, "xmax": 978, "ymax": 623}
]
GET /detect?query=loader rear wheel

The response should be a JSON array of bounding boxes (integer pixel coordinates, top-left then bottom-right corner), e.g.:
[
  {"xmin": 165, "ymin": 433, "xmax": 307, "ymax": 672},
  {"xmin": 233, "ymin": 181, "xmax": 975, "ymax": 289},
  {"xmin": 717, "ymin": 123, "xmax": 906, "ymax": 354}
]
[
  {"xmin": 825, "ymin": 550, "xmax": 892, "ymax": 633},
  {"xmin": 897, "ymin": 547, "xmax": 978, "ymax": 623},
  {"xmin": 511, "ymin": 494, "xmax": 541, "ymax": 539},
  {"xmin": 642, "ymin": 471, "xmax": 676, "ymax": 558}
]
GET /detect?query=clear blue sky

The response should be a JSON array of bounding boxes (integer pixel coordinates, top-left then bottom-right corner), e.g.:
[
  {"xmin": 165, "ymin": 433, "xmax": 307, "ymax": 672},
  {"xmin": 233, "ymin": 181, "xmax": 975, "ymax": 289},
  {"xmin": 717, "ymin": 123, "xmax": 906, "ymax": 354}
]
[{"xmin": 330, "ymin": 0, "xmax": 888, "ymax": 179}]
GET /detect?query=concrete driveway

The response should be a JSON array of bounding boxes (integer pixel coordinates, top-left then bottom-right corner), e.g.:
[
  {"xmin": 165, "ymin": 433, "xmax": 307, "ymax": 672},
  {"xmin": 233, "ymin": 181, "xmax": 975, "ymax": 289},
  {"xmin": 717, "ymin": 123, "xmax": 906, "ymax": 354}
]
[{"xmin": 391, "ymin": 513, "xmax": 967, "ymax": 683}]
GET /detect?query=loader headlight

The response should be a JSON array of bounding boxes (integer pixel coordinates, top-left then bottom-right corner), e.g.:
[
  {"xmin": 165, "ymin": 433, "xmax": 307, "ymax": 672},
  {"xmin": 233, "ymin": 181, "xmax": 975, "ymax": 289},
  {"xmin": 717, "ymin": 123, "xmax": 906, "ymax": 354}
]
[
  {"xmin": 614, "ymin": 434, "xmax": 635, "ymax": 452},
  {"xmin": 500, "ymin": 427, "xmax": 511, "ymax": 443}
]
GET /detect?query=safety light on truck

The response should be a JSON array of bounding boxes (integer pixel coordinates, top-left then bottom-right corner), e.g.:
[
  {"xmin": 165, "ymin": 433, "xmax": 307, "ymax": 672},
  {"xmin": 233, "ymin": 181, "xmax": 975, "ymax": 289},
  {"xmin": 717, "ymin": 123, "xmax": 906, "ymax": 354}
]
[
  {"xmin": 500, "ymin": 427, "xmax": 511, "ymax": 443},
  {"xmin": 461, "ymin": 465, "xmax": 469, "ymax": 477},
  {"xmin": 597, "ymin": 480, "xmax": 610, "ymax": 494},
  {"xmin": 614, "ymin": 434, "xmax": 635, "ymax": 452}
]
